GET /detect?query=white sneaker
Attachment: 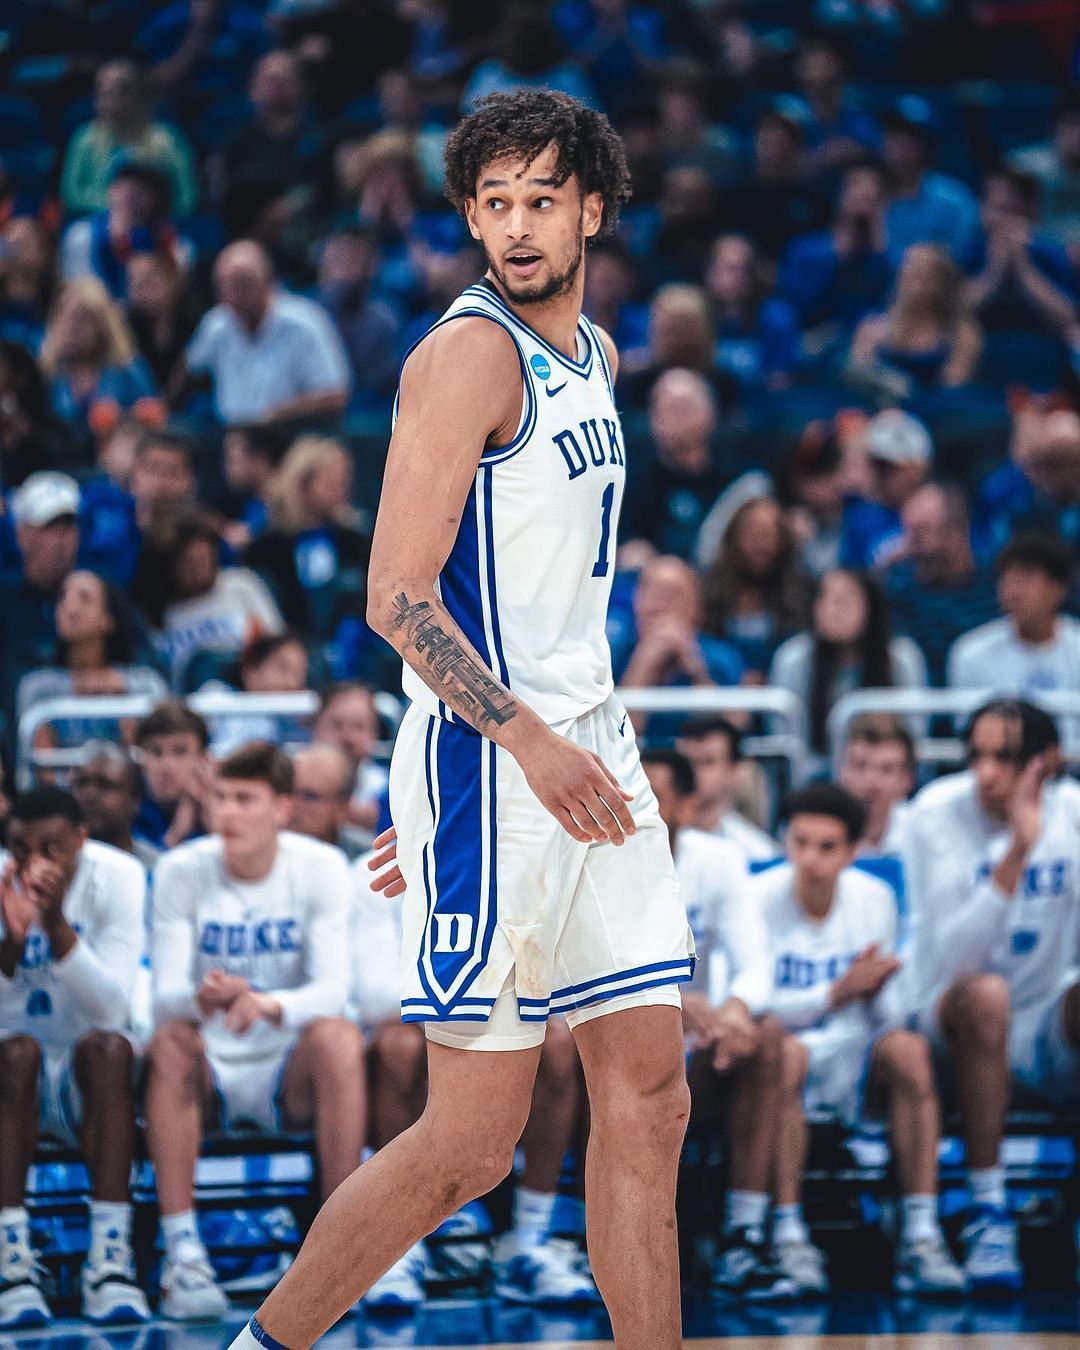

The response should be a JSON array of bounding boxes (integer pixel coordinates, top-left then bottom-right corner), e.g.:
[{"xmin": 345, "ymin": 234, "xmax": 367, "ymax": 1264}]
[
  {"xmin": 775, "ymin": 1236, "xmax": 830, "ymax": 1296},
  {"xmin": 963, "ymin": 1206, "xmax": 1023, "ymax": 1293},
  {"xmin": 82, "ymin": 1237, "xmax": 151, "ymax": 1324},
  {"xmin": 365, "ymin": 1242, "xmax": 427, "ymax": 1312},
  {"xmin": 160, "ymin": 1243, "xmax": 230, "ymax": 1320},
  {"xmin": 493, "ymin": 1233, "xmax": 601, "ymax": 1306},
  {"xmin": 894, "ymin": 1232, "xmax": 966, "ymax": 1298},
  {"xmin": 0, "ymin": 1235, "xmax": 51, "ymax": 1330}
]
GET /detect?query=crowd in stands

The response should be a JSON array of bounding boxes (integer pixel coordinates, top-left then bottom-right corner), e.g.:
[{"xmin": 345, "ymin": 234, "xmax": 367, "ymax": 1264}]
[{"xmin": 2, "ymin": 0, "xmax": 1080, "ymax": 1331}]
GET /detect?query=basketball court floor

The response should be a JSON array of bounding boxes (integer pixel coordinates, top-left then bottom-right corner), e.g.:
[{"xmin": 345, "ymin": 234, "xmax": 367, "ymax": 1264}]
[{"xmin": 6, "ymin": 1294, "xmax": 1080, "ymax": 1348}]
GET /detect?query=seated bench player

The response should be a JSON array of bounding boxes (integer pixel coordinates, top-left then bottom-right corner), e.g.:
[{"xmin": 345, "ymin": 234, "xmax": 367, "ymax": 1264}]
[
  {"xmin": 0, "ymin": 788, "xmax": 149, "ymax": 1329},
  {"xmin": 903, "ymin": 699, "xmax": 1080, "ymax": 1292},
  {"xmin": 761, "ymin": 784, "xmax": 964, "ymax": 1298},
  {"xmin": 144, "ymin": 741, "xmax": 362, "ymax": 1321},
  {"xmin": 639, "ymin": 749, "xmax": 798, "ymax": 1302},
  {"xmin": 351, "ymin": 831, "xmax": 601, "ymax": 1309}
]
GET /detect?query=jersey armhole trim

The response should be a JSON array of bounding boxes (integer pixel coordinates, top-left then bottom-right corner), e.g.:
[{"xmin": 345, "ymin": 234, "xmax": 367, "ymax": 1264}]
[{"xmin": 584, "ymin": 315, "xmax": 615, "ymax": 397}]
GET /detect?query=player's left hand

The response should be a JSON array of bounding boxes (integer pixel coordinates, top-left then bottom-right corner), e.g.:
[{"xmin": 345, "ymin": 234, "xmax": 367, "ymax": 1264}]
[
  {"xmin": 709, "ymin": 1004, "xmax": 758, "ymax": 1072},
  {"xmin": 224, "ymin": 989, "xmax": 282, "ymax": 1034},
  {"xmin": 21, "ymin": 856, "xmax": 66, "ymax": 921},
  {"xmin": 368, "ymin": 826, "xmax": 406, "ymax": 898}
]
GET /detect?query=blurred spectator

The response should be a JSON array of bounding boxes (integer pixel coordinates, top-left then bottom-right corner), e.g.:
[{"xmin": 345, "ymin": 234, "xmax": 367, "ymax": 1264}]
[
  {"xmin": 177, "ymin": 240, "xmax": 350, "ymax": 423},
  {"xmin": 838, "ymin": 714, "xmax": 916, "ymax": 856},
  {"xmin": 0, "ymin": 217, "xmax": 56, "ymax": 351},
  {"xmin": 948, "ymin": 534, "xmax": 1080, "ymax": 722},
  {"xmin": 582, "ymin": 238, "xmax": 649, "ymax": 360},
  {"xmin": 313, "ymin": 681, "xmax": 386, "ymax": 835},
  {"xmin": 137, "ymin": 0, "xmax": 268, "ymax": 103},
  {"xmin": 620, "ymin": 284, "xmax": 735, "ymax": 413},
  {"xmin": 701, "ymin": 495, "xmax": 811, "ymax": 676},
  {"xmin": 246, "ymin": 436, "xmax": 370, "ymax": 639},
  {"xmin": 977, "ymin": 408, "xmax": 1080, "ymax": 553},
  {"xmin": 676, "ymin": 715, "xmax": 778, "ymax": 863},
  {"xmin": 72, "ymin": 742, "xmax": 160, "ymax": 869},
  {"xmin": 840, "ymin": 410, "xmax": 933, "ymax": 570},
  {"xmin": 780, "ymin": 419, "xmax": 849, "ymax": 578},
  {"xmin": 316, "ymin": 227, "xmax": 401, "ymax": 404},
  {"xmin": 400, "ymin": 234, "xmax": 483, "ymax": 351},
  {"xmin": 966, "ymin": 169, "xmax": 1079, "ymax": 342},
  {"xmin": 204, "ymin": 629, "xmax": 311, "ymax": 754},
  {"xmin": 654, "ymin": 60, "xmax": 739, "ymax": 183},
  {"xmin": 213, "ymin": 50, "xmax": 328, "ymax": 241},
  {"xmin": 39, "ymin": 278, "xmax": 157, "ymax": 426},
  {"xmin": 16, "ymin": 569, "xmax": 166, "ymax": 747},
  {"xmin": 290, "ymin": 742, "xmax": 358, "ymax": 858},
  {"xmin": 218, "ymin": 422, "xmax": 289, "ymax": 552},
  {"xmin": 615, "ymin": 555, "xmax": 743, "ymax": 740},
  {"xmin": 714, "ymin": 110, "xmax": 829, "ymax": 264},
  {"xmin": 770, "ymin": 568, "xmax": 927, "ymax": 762},
  {"xmin": 779, "ymin": 163, "xmax": 894, "ymax": 336},
  {"xmin": 126, "ymin": 251, "xmax": 199, "ymax": 388},
  {"xmin": 0, "ymin": 341, "xmax": 81, "ymax": 488},
  {"xmin": 461, "ymin": 4, "xmax": 598, "ymax": 113},
  {"xmin": 790, "ymin": 35, "xmax": 880, "ymax": 182},
  {"xmin": 883, "ymin": 483, "xmax": 999, "ymax": 685},
  {"xmin": 849, "ymin": 246, "xmax": 983, "ymax": 396},
  {"xmin": 647, "ymin": 165, "xmax": 718, "ymax": 289},
  {"xmin": 881, "ymin": 110, "xmax": 981, "ymax": 267},
  {"xmin": 61, "ymin": 161, "xmax": 190, "ymax": 303},
  {"xmin": 1009, "ymin": 96, "xmax": 1080, "ymax": 265},
  {"xmin": 59, "ymin": 59, "xmax": 197, "ymax": 219},
  {"xmin": 706, "ymin": 235, "xmax": 800, "ymax": 393},
  {"xmin": 551, "ymin": 0, "xmax": 668, "ymax": 117},
  {"xmin": 620, "ymin": 370, "xmax": 727, "ymax": 559},
  {"xmin": 132, "ymin": 698, "xmax": 212, "ymax": 852},
  {"xmin": 158, "ymin": 513, "xmax": 284, "ymax": 684}
]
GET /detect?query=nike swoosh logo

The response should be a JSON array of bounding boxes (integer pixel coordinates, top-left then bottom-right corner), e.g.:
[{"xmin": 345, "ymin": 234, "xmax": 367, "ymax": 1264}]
[
  {"xmin": 618, "ymin": 716, "xmax": 627, "ymax": 736},
  {"xmin": 545, "ymin": 381, "xmax": 568, "ymax": 398}
]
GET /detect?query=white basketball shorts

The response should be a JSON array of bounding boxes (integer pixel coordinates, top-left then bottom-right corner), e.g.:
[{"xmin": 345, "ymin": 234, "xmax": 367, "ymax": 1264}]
[{"xmin": 390, "ymin": 693, "xmax": 695, "ymax": 1051}]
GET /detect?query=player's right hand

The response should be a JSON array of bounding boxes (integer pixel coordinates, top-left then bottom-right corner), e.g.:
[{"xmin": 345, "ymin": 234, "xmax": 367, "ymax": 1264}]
[
  {"xmin": 1008, "ymin": 751, "xmax": 1047, "ymax": 852},
  {"xmin": 196, "ymin": 968, "xmax": 250, "ymax": 1016},
  {"xmin": 514, "ymin": 726, "xmax": 636, "ymax": 846},
  {"xmin": 830, "ymin": 943, "xmax": 902, "ymax": 1008},
  {"xmin": 368, "ymin": 827, "xmax": 406, "ymax": 898},
  {"xmin": 0, "ymin": 861, "xmax": 36, "ymax": 947}
]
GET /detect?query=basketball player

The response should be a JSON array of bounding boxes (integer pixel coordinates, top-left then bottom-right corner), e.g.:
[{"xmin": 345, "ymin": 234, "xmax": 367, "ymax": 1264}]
[
  {"xmin": 145, "ymin": 742, "xmax": 361, "ymax": 1321},
  {"xmin": 762, "ymin": 784, "xmax": 964, "ymax": 1297},
  {"xmin": 903, "ymin": 700, "xmax": 1080, "ymax": 1292},
  {"xmin": 639, "ymin": 749, "xmax": 797, "ymax": 1302},
  {"xmin": 0, "ymin": 788, "xmax": 149, "ymax": 1328},
  {"xmin": 838, "ymin": 714, "xmax": 916, "ymax": 858},
  {"xmin": 229, "ymin": 90, "xmax": 694, "ymax": 1350},
  {"xmin": 676, "ymin": 717, "xmax": 779, "ymax": 863}
]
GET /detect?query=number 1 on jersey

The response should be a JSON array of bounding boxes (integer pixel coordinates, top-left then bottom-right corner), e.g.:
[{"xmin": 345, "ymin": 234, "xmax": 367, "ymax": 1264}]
[{"xmin": 592, "ymin": 482, "xmax": 615, "ymax": 578}]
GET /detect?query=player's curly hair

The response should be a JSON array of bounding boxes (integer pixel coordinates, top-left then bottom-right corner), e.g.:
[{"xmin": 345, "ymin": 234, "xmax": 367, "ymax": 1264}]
[{"xmin": 443, "ymin": 90, "xmax": 632, "ymax": 237}]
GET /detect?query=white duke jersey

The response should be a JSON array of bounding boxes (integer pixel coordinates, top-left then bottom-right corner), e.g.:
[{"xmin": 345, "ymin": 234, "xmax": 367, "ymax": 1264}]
[
  {"xmin": 902, "ymin": 771, "xmax": 1080, "ymax": 1015},
  {"xmin": 151, "ymin": 832, "xmax": 349, "ymax": 1063},
  {"xmin": 0, "ymin": 841, "xmax": 145, "ymax": 1048},
  {"xmin": 394, "ymin": 279, "xmax": 625, "ymax": 725},
  {"xmin": 348, "ymin": 851, "xmax": 404, "ymax": 1027},
  {"xmin": 753, "ymin": 862, "xmax": 904, "ymax": 1061},
  {"xmin": 676, "ymin": 828, "xmax": 769, "ymax": 1013}
]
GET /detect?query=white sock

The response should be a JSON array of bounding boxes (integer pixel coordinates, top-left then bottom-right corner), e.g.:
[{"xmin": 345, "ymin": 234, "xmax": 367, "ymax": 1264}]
[
  {"xmin": 724, "ymin": 1190, "xmax": 769, "ymax": 1236},
  {"xmin": 161, "ymin": 1209, "xmax": 202, "ymax": 1259},
  {"xmin": 970, "ymin": 1165, "xmax": 1007, "ymax": 1211},
  {"xmin": 0, "ymin": 1207, "xmax": 29, "ymax": 1248},
  {"xmin": 227, "ymin": 1316, "xmax": 288, "ymax": 1350},
  {"xmin": 900, "ymin": 1194, "xmax": 939, "ymax": 1244},
  {"xmin": 89, "ymin": 1200, "xmax": 132, "ymax": 1257},
  {"xmin": 513, "ymin": 1186, "xmax": 557, "ymax": 1244},
  {"xmin": 772, "ymin": 1203, "xmax": 809, "ymax": 1246}
]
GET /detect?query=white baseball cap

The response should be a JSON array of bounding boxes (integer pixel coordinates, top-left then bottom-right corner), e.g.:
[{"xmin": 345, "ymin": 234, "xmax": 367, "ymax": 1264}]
[
  {"xmin": 11, "ymin": 472, "xmax": 81, "ymax": 526},
  {"xmin": 865, "ymin": 409, "xmax": 933, "ymax": 466}
]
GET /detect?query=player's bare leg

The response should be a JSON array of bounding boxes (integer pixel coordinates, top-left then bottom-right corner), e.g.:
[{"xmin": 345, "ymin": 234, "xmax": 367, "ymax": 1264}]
[
  {"xmin": 571, "ymin": 1005, "xmax": 689, "ymax": 1350},
  {"xmin": 727, "ymin": 1017, "xmax": 784, "ymax": 1195},
  {"xmin": 368, "ymin": 1022, "xmax": 427, "ymax": 1148},
  {"xmin": 871, "ymin": 1031, "xmax": 940, "ymax": 1196},
  {"xmin": 520, "ymin": 1016, "xmax": 580, "ymax": 1194},
  {"xmin": 939, "ymin": 974, "xmax": 1011, "ymax": 1168},
  {"xmin": 0, "ymin": 1036, "xmax": 39, "ymax": 1207},
  {"xmin": 75, "ymin": 1031, "xmax": 137, "ymax": 1202},
  {"xmin": 252, "ymin": 1041, "xmax": 541, "ymax": 1347},
  {"xmin": 1059, "ymin": 982, "xmax": 1080, "ymax": 1057},
  {"xmin": 774, "ymin": 1037, "xmax": 810, "ymax": 1208},
  {"xmin": 278, "ymin": 1018, "xmax": 366, "ymax": 1199},
  {"xmin": 143, "ymin": 1019, "xmax": 216, "ymax": 1216}
]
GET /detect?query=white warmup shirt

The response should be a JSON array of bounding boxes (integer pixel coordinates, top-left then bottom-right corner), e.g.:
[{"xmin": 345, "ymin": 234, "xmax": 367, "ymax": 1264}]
[
  {"xmin": 902, "ymin": 771, "xmax": 1080, "ymax": 1018},
  {"xmin": 675, "ymin": 827, "xmax": 770, "ymax": 1013},
  {"xmin": 151, "ymin": 831, "xmax": 349, "ymax": 1063},
  {"xmin": 753, "ymin": 862, "xmax": 904, "ymax": 1072},
  {"xmin": 0, "ymin": 841, "xmax": 145, "ymax": 1047},
  {"xmin": 705, "ymin": 810, "xmax": 780, "ymax": 864},
  {"xmin": 348, "ymin": 851, "xmax": 404, "ymax": 1027}
]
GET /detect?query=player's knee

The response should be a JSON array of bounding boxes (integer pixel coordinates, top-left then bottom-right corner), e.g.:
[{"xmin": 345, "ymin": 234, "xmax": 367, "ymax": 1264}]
[
  {"xmin": 75, "ymin": 1031, "xmax": 134, "ymax": 1093},
  {"xmin": 598, "ymin": 1061, "xmax": 690, "ymax": 1151},
  {"xmin": 752, "ymin": 1015, "xmax": 784, "ymax": 1072},
  {"xmin": 946, "ymin": 974, "xmax": 1010, "ymax": 1053},
  {"xmin": 147, "ymin": 1018, "xmax": 205, "ymax": 1083},
  {"xmin": 780, "ymin": 1035, "xmax": 809, "ymax": 1094},
  {"xmin": 876, "ymin": 1031, "xmax": 934, "ymax": 1096},
  {"xmin": 372, "ymin": 1021, "xmax": 427, "ymax": 1084},
  {"xmin": 0, "ymin": 1035, "xmax": 41, "ymax": 1092},
  {"xmin": 425, "ymin": 1125, "xmax": 517, "ymax": 1207},
  {"xmin": 300, "ymin": 1017, "xmax": 365, "ymax": 1077},
  {"xmin": 538, "ymin": 1018, "xmax": 579, "ymax": 1087}
]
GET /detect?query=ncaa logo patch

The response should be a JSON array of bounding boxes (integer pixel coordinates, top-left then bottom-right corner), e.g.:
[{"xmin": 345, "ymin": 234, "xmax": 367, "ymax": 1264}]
[{"xmin": 530, "ymin": 353, "xmax": 551, "ymax": 381}]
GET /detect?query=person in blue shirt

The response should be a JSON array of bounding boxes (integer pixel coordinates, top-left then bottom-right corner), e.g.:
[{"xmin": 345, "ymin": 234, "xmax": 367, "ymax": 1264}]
[
  {"xmin": 881, "ymin": 110, "xmax": 982, "ymax": 269},
  {"xmin": 707, "ymin": 235, "xmax": 800, "ymax": 393},
  {"xmin": 975, "ymin": 407, "xmax": 1080, "ymax": 562},
  {"xmin": 136, "ymin": 0, "xmax": 268, "ymax": 103},
  {"xmin": 840, "ymin": 410, "xmax": 933, "ymax": 571},
  {"xmin": 790, "ymin": 35, "xmax": 881, "ymax": 184}
]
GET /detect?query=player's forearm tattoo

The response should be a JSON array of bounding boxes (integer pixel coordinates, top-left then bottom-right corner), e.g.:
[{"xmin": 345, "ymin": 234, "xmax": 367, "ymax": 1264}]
[{"xmin": 391, "ymin": 592, "xmax": 517, "ymax": 728}]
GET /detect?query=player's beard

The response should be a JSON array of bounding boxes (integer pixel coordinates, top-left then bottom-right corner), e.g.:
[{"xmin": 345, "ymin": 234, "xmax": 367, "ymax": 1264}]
[{"xmin": 486, "ymin": 222, "xmax": 585, "ymax": 306}]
